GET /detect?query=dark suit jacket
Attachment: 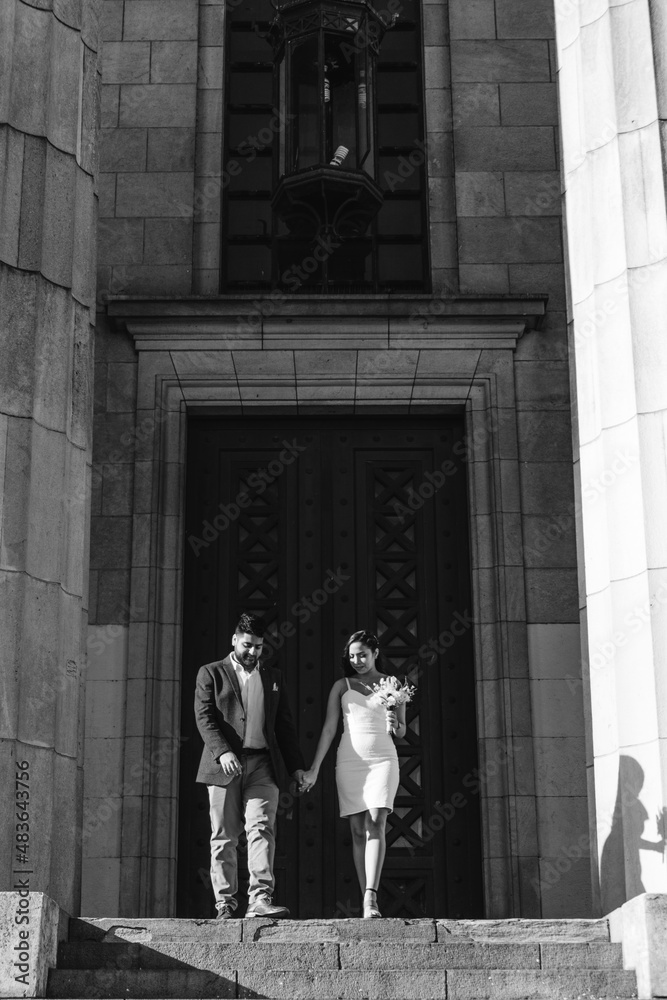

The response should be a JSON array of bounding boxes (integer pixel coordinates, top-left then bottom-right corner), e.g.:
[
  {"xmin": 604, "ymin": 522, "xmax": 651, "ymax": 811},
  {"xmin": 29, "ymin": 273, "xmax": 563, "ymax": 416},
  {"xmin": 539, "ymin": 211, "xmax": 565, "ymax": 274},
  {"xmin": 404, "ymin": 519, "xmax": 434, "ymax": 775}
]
[{"xmin": 194, "ymin": 654, "xmax": 305, "ymax": 788}]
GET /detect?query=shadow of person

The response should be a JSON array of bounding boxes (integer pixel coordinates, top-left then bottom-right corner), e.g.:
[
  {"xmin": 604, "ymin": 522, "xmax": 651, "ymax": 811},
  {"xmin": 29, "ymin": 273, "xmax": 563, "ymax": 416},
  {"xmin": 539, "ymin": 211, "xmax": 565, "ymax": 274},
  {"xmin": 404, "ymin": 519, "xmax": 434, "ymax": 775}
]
[{"xmin": 599, "ymin": 755, "xmax": 666, "ymax": 914}]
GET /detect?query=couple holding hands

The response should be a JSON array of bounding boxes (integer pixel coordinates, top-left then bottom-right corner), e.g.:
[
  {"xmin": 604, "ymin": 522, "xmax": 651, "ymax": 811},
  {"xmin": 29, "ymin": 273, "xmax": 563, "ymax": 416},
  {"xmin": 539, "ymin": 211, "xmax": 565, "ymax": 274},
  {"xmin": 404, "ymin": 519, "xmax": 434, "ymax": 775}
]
[{"xmin": 195, "ymin": 612, "xmax": 412, "ymax": 920}]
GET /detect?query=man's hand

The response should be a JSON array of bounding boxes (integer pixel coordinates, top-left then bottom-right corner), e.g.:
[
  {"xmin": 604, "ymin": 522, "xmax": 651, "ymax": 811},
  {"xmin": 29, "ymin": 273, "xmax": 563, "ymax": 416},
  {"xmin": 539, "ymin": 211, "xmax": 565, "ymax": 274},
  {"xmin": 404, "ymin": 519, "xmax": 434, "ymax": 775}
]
[
  {"xmin": 292, "ymin": 769, "xmax": 305, "ymax": 792},
  {"xmin": 218, "ymin": 751, "xmax": 242, "ymax": 778},
  {"xmin": 299, "ymin": 768, "xmax": 318, "ymax": 793}
]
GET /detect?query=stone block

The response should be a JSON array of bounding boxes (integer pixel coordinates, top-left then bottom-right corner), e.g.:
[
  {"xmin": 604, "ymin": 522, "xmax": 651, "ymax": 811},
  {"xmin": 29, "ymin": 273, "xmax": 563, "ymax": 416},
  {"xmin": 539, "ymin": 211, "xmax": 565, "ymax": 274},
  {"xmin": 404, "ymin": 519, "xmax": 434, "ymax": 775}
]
[
  {"xmin": 496, "ymin": 0, "xmax": 554, "ymax": 38},
  {"xmin": 17, "ymin": 135, "xmax": 47, "ymax": 273},
  {"xmin": 524, "ymin": 567, "xmax": 579, "ymax": 623},
  {"xmin": 152, "ymin": 41, "xmax": 198, "ymax": 84},
  {"xmin": 456, "ymin": 172, "xmax": 505, "ymax": 216},
  {"xmin": 86, "ymin": 622, "xmax": 129, "ymax": 682},
  {"xmin": 109, "ymin": 263, "xmax": 193, "ymax": 296},
  {"xmin": 459, "ymin": 264, "xmax": 509, "ymax": 293},
  {"xmin": 523, "ymin": 514, "xmax": 576, "ymax": 567},
  {"xmin": 430, "ymin": 222, "xmax": 458, "ymax": 268},
  {"xmin": 450, "ymin": 0, "xmax": 496, "ymax": 39},
  {"xmin": 455, "ymin": 128, "xmax": 556, "ymax": 171},
  {"xmin": 106, "ymin": 363, "xmax": 138, "ymax": 414},
  {"xmin": 119, "ymin": 84, "xmax": 197, "ymax": 128},
  {"xmin": 194, "ymin": 222, "xmax": 220, "ymax": 270},
  {"xmin": 0, "ymin": 892, "xmax": 64, "ymax": 998},
  {"xmin": 80, "ymin": 858, "xmax": 121, "ymax": 916},
  {"xmin": 429, "ymin": 176, "xmax": 456, "ymax": 222},
  {"xmin": 85, "ymin": 678, "xmax": 126, "ymax": 740},
  {"xmin": 100, "ymin": 129, "xmax": 147, "ymax": 172},
  {"xmin": 100, "ymin": 84, "xmax": 119, "ymax": 128},
  {"xmin": 424, "ymin": 131, "xmax": 454, "ymax": 178},
  {"xmin": 426, "ymin": 88, "xmax": 452, "ymax": 131},
  {"xmin": 505, "ymin": 172, "xmax": 561, "ymax": 217},
  {"xmin": 509, "ymin": 263, "xmax": 566, "ymax": 311},
  {"xmin": 144, "ymin": 218, "xmax": 194, "ymax": 265},
  {"xmin": 90, "ymin": 515, "xmax": 133, "ymax": 570},
  {"xmin": 515, "ymin": 363, "xmax": 570, "ymax": 409},
  {"xmin": 98, "ymin": 218, "xmax": 144, "ymax": 266},
  {"xmin": 199, "ymin": 4, "xmax": 225, "ymax": 47},
  {"xmin": 424, "ymin": 46, "xmax": 451, "ymax": 91},
  {"xmin": 500, "ymin": 83, "xmax": 558, "ymax": 125},
  {"xmin": 451, "ymin": 40, "xmax": 551, "ymax": 83},
  {"xmin": 0, "ymin": 125, "xmax": 24, "ymax": 267},
  {"xmin": 115, "ymin": 172, "xmax": 194, "ymax": 217},
  {"xmin": 198, "ymin": 88, "xmax": 222, "ymax": 133},
  {"xmin": 98, "ymin": 172, "xmax": 116, "ymax": 218},
  {"xmin": 100, "ymin": 1, "xmax": 124, "ymax": 41},
  {"xmin": 458, "ymin": 217, "xmax": 562, "ymax": 264},
  {"xmin": 422, "ymin": 4, "xmax": 448, "ymax": 46},
  {"xmin": 100, "ymin": 462, "xmax": 135, "ymax": 516},
  {"xmin": 147, "ymin": 128, "xmax": 196, "ymax": 171},
  {"xmin": 95, "ymin": 569, "xmax": 132, "ymax": 624},
  {"xmin": 123, "ymin": 1, "xmax": 199, "ymax": 41},
  {"xmin": 0, "ymin": 271, "xmax": 37, "ymax": 419},
  {"xmin": 517, "ymin": 410, "xmax": 573, "ymax": 463},
  {"xmin": 609, "ymin": 894, "xmax": 667, "ymax": 1000},
  {"xmin": 452, "ymin": 84, "xmax": 500, "ymax": 126},
  {"xmin": 533, "ymin": 737, "xmax": 587, "ymax": 797},
  {"xmin": 103, "ymin": 42, "xmax": 150, "ymax": 84},
  {"xmin": 198, "ymin": 45, "xmax": 224, "ymax": 89},
  {"xmin": 46, "ymin": 18, "xmax": 82, "ymax": 155}
]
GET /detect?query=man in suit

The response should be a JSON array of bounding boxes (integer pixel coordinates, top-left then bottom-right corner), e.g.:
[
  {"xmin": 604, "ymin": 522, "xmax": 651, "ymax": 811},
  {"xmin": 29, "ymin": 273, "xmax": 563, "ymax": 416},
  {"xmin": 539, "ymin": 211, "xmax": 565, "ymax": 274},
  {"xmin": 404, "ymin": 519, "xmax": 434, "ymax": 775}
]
[{"xmin": 195, "ymin": 612, "xmax": 305, "ymax": 918}]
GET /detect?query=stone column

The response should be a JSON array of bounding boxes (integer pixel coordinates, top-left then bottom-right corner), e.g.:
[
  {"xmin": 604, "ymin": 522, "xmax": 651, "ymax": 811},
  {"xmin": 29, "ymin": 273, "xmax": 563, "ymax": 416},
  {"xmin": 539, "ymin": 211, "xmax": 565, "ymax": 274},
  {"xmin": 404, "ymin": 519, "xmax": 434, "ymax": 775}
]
[
  {"xmin": 555, "ymin": 0, "xmax": 667, "ymax": 913},
  {"xmin": 0, "ymin": 0, "xmax": 99, "ymax": 914}
]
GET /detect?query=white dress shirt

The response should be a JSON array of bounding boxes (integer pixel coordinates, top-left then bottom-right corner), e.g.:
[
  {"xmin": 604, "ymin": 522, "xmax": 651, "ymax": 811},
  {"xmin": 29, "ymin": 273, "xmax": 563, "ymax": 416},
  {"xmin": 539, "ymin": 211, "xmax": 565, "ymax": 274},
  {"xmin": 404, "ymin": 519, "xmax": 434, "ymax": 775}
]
[{"xmin": 231, "ymin": 654, "xmax": 268, "ymax": 749}]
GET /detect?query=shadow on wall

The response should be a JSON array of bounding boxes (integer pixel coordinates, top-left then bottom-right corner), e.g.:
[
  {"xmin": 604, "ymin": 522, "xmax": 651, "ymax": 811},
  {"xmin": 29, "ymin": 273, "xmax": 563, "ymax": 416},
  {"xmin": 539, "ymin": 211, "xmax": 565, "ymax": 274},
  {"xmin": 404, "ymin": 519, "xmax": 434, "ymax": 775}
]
[{"xmin": 599, "ymin": 755, "xmax": 666, "ymax": 913}]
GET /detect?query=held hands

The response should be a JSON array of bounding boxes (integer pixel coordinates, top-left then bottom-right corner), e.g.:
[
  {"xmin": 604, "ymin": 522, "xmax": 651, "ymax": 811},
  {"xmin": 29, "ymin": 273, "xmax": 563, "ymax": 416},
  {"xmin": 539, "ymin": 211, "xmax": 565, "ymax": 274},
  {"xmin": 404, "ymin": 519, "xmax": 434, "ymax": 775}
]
[
  {"xmin": 299, "ymin": 767, "xmax": 319, "ymax": 793},
  {"xmin": 386, "ymin": 709, "xmax": 398, "ymax": 734},
  {"xmin": 218, "ymin": 751, "xmax": 242, "ymax": 779}
]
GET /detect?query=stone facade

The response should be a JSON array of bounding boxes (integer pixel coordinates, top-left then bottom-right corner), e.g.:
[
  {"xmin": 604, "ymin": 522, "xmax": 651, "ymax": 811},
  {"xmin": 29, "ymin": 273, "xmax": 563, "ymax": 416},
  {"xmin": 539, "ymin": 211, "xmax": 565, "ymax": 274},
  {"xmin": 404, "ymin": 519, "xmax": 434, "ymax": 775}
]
[{"xmin": 1, "ymin": 0, "xmax": 666, "ymax": 929}]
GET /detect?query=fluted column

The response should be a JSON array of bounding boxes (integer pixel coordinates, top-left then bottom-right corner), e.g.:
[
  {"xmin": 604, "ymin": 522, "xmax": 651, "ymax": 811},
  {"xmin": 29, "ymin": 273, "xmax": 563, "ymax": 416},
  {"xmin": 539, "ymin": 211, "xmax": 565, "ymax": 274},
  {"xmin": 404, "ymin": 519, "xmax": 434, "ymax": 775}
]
[
  {"xmin": 0, "ymin": 0, "xmax": 99, "ymax": 914},
  {"xmin": 556, "ymin": 0, "xmax": 667, "ymax": 914}
]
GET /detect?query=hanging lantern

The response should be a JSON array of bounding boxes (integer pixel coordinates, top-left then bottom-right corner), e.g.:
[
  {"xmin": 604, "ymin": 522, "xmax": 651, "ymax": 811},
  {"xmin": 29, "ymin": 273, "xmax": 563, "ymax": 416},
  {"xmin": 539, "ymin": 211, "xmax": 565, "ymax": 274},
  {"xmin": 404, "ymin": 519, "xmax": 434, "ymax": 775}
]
[{"xmin": 269, "ymin": 0, "xmax": 395, "ymax": 239}]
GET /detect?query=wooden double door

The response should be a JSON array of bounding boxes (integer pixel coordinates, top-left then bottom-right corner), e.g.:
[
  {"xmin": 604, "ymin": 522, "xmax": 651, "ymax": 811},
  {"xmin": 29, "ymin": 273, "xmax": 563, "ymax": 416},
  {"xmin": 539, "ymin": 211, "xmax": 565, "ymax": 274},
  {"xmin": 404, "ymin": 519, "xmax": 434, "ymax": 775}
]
[{"xmin": 178, "ymin": 416, "xmax": 482, "ymax": 918}]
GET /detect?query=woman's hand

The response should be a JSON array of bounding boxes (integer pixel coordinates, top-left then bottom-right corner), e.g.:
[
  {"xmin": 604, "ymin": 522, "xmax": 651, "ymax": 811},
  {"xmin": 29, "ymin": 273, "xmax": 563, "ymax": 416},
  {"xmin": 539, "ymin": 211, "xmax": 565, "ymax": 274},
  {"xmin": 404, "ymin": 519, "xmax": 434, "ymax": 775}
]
[
  {"xmin": 386, "ymin": 709, "xmax": 398, "ymax": 734},
  {"xmin": 300, "ymin": 768, "xmax": 319, "ymax": 793}
]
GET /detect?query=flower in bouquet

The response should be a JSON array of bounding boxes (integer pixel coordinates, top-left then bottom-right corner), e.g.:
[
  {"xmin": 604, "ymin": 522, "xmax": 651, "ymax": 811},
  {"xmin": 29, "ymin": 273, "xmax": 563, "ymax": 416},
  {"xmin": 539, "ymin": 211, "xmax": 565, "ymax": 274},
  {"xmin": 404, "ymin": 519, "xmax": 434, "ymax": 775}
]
[{"xmin": 369, "ymin": 676, "xmax": 416, "ymax": 732}]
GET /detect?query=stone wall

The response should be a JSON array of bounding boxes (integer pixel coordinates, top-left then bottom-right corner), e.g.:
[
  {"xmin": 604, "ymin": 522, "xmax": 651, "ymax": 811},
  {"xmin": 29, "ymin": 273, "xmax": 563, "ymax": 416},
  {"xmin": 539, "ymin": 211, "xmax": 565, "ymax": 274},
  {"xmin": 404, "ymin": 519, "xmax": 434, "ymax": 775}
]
[{"xmin": 0, "ymin": 0, "xmax": 99, "ymax": 914}]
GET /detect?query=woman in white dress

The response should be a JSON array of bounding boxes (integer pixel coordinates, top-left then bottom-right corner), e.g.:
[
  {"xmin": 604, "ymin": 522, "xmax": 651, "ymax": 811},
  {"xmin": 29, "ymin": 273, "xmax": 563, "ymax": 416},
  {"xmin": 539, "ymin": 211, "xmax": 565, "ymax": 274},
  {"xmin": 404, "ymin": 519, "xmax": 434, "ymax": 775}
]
[{"xmin": 300, "ymin": 630, "xmax": 407, "ymax": 918}]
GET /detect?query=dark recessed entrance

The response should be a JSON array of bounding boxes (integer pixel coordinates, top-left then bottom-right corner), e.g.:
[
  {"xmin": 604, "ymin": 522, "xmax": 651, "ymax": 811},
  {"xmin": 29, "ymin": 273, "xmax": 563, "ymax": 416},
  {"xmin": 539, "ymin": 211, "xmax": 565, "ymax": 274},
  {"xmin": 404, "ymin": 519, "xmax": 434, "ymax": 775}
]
[{"xmin": 177, "ymin": 416, "xmax": 483, "ymax": 918}]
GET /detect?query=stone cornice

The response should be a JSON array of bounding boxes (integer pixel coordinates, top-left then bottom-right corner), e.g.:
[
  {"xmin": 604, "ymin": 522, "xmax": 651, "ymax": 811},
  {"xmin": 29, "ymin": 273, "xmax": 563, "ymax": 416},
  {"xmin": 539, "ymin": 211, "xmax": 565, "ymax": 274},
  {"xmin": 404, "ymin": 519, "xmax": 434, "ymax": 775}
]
[{"xmin": 107, "ymin": 294, "xmax": 548, "ymax": 351}]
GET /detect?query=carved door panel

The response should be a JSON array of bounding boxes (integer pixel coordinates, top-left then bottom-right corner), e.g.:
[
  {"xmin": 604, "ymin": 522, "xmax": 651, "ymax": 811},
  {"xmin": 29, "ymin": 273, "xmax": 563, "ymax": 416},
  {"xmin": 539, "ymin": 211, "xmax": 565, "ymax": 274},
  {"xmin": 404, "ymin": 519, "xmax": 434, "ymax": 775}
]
[{"xmin": 178, "ymin": 417, "xmax": 482, "ymax": 918}]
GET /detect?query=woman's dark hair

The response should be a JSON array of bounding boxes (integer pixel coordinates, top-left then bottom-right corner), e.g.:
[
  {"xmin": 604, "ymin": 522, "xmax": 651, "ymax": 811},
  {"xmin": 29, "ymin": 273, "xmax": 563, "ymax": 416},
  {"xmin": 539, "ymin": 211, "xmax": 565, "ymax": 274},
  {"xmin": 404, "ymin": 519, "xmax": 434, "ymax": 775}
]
[
  {"xmin": 341, "ymin": 629, "xmax": 387, "ymax": 677},
  {"xmin": 234, "ymin": 612, "xmax": 266, "ymax": 638}
]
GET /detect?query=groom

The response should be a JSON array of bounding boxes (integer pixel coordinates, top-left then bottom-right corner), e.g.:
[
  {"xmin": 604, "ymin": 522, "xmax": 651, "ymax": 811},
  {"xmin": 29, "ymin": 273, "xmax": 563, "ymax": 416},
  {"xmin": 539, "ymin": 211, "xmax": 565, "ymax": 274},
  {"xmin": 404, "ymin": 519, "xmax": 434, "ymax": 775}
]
[{"xmin": 195, "ymin": 612, "xmax": 305, "ymax": 918}]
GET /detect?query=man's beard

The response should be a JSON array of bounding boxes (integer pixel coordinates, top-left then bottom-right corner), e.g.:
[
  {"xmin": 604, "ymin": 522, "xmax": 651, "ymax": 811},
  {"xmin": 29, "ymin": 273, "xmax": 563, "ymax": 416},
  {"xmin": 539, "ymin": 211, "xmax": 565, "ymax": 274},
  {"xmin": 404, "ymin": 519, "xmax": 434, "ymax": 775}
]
[{"xmin": 240, "ymin": 651, "xmax": 258, "ymax": 670}]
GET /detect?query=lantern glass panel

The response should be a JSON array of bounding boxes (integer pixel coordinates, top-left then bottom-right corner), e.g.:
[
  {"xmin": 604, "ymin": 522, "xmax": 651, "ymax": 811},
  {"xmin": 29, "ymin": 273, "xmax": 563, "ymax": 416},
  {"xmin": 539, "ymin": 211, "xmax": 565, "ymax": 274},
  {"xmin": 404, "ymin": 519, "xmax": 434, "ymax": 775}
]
[{"xmin": 290, "ymin": 36, "xmax": 319, "ymax": 171}]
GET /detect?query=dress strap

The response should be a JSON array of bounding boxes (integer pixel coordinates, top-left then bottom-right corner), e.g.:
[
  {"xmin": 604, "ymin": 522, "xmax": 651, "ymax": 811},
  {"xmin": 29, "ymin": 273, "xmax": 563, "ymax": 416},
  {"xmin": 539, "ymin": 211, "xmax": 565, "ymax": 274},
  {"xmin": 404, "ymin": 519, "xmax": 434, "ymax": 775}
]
[{"xmin": 345, "ymin": 677, "xmax": 351, "ymax": 690}]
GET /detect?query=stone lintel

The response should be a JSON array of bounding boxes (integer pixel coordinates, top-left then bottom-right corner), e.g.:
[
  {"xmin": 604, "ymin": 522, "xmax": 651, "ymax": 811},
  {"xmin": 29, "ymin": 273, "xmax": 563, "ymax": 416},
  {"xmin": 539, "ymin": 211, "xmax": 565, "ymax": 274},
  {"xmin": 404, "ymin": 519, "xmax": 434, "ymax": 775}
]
[{"xmin": 107, "ymin": 294, "xmax": 547, "ymax": 352}]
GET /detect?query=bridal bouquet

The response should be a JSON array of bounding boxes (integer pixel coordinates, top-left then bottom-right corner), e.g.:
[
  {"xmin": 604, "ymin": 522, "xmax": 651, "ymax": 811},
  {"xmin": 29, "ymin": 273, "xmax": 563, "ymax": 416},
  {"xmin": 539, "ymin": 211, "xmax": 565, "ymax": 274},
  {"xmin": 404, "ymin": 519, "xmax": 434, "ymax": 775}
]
[{"xmin": 369, "ymin": 676, "xmax": 416, "ymax": 733}]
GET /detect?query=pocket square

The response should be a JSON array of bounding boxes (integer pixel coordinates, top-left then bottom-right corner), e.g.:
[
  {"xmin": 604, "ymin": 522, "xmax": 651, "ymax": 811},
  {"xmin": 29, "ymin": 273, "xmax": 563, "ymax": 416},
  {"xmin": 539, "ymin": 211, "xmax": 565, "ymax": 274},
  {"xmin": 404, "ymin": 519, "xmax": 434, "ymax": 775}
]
[{"xmin": 272, "ymin": 682, "xmax": 279, "ymax": 692}]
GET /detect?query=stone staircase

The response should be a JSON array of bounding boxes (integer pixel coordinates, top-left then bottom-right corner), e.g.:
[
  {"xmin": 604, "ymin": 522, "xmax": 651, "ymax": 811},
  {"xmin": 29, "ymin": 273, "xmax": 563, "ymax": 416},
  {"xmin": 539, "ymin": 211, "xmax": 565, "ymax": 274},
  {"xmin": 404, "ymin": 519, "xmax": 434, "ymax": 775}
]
[{"xmin": 47, "ymin": 916, "xmax": 638, "ymax": 999}]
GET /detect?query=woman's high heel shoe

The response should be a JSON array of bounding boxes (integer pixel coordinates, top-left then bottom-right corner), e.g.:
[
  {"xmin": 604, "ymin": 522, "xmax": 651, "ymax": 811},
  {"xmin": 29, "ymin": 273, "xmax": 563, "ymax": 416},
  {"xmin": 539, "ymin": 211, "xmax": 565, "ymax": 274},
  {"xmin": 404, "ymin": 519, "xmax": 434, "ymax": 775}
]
[{"xmin": 363, "ymin": 887, "xmax": 381, "ymax": 919}]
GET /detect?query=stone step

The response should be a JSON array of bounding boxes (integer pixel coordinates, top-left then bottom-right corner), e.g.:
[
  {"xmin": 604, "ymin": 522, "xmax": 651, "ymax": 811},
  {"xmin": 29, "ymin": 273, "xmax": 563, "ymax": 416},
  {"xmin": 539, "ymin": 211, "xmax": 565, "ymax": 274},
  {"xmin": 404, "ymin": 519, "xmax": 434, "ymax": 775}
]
[
  {"xmin": 56, "ymin": 939, "xmax": 624, "ymax": 971},
  {"xmin": 68, "ymin": 915, "xmax": 613, "ymax": 944},
  {"xmin": 46, "ymin": 967, "xmax": 639, "ymax": 1000}
]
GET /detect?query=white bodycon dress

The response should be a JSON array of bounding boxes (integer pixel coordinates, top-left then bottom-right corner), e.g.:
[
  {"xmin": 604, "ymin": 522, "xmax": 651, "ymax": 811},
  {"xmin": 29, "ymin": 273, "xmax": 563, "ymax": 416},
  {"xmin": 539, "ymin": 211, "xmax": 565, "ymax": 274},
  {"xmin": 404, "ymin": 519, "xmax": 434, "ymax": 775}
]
[{"xmin": 335, "ymin": 678, "xmax": 400, "ymax": 817}]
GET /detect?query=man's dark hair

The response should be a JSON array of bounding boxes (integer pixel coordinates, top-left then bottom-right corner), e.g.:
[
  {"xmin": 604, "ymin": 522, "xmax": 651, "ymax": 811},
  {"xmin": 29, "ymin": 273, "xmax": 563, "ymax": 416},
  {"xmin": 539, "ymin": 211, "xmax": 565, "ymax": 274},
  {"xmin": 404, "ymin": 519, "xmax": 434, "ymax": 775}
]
[{"xmin": 234, "ymin": 612, "xmax": 266, "ymax": 638}]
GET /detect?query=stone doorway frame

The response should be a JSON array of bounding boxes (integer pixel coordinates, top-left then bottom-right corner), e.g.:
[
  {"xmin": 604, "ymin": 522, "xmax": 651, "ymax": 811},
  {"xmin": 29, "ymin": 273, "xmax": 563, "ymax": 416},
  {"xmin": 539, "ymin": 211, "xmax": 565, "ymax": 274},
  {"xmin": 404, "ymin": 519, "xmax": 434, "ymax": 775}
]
[{"xmin": 108, "ymin": 295, "xmax": 545, "ymax": 918}]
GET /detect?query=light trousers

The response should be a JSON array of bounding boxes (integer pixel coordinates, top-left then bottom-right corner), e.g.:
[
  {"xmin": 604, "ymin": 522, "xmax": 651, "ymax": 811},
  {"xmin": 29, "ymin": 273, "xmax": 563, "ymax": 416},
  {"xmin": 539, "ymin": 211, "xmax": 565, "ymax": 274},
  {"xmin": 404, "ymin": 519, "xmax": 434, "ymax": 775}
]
[{"xmin": 207, "ymin": 752, "xmax": 280, "ymax": 911}]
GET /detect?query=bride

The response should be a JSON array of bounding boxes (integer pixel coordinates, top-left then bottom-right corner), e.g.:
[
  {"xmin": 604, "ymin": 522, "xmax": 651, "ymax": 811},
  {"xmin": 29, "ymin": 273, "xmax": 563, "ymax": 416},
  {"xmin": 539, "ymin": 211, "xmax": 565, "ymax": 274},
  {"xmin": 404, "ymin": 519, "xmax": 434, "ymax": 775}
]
[{"xmin": 300, "ymin": 630, "xmax": 406, "ymax": 918}]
